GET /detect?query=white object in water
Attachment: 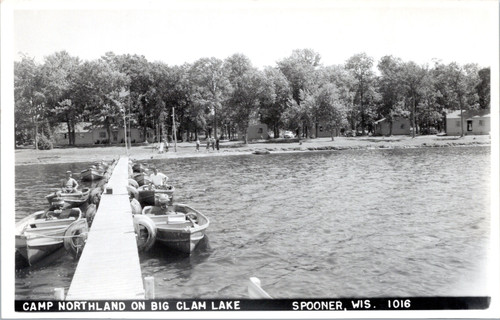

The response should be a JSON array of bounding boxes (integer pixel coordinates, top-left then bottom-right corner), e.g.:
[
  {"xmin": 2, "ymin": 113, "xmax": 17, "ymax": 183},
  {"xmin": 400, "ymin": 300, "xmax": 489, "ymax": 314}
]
[{"xmin": 248, "ymin": 277, "xmax": 272, "ymax": 299}]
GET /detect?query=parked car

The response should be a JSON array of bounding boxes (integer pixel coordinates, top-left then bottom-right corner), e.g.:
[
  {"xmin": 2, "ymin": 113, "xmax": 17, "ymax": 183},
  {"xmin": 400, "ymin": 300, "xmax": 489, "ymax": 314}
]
[
  {"xmin": 344, "ymin": 130, "xmax": 356, "ymax": 137},
  {"xmin": 283, "ymin": 131, "xmax": 295, "ymax": 138},
  {"xmin": 420, "ymin": 127, "xmax": 438, "ymax": 135}
]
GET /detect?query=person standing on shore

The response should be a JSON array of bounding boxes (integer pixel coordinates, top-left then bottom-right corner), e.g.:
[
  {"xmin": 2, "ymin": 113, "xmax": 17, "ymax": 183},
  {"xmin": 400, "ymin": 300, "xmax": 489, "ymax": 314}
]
[
  {"xmin": 195, "ymin": 139, "xmax": 200, "ymax": 152},
  {"xmin": 206, "ymin": 138, "xmax": 210, "ymax": 151},
  {"xmin": 211, "ymin": 137, "xmax": 215, "ymax": 150},
  {"xmin": 216, "ymin": 138, "xmax": 220, "ymax": 152},
  {"xmin": 61, "ymin": 171, "xmax": 79, "ymax": 193}
]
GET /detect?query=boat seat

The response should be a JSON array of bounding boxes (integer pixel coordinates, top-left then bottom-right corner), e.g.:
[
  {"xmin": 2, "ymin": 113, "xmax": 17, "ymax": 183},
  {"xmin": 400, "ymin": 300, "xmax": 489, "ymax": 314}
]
[
  {"xmin": 59, "ymin": 208, "xmax": 82, "ymax": 219},
  {"xmin": 167, "ymin": 214, "xmax": 186, "ymax": 224}
]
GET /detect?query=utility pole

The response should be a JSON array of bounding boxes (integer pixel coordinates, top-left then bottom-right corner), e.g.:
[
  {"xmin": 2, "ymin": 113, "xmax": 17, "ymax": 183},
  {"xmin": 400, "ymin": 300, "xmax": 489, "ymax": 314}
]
[
  {"xmin": 119, "ymin": 88, "xmax": 130, "ymax": 156},
  {"xmin": 123, "ymin": 110, "xmax": 129, "ymax": 156},
  {"xmin": 172, "ymin": 106, "xmax": 177, "ymax": 152}
]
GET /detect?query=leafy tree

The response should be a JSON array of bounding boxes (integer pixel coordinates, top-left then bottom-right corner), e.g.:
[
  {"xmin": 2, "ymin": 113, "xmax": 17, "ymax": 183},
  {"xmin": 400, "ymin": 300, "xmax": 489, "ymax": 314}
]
[
  {"xmin": 107, "ymin": 53, "xmax": 153, "ymax": 142},
  {"xmin": 40, "ymin": 51, "xmax": 82, "ymax": 145},
  {"xmin": 224, "ymin": 54, "xmax": 265, "ymax": 144},
  {"xmin": 437, "ymin": 62, "xmax": 480, "ymax": 137},
  {"xmin": 314, "ymin": 83, "xmax": 347, "ymax": 140},
  {"xmin": 259, "ymin": 67, "xmax": 292, "ymax": 138},
  {"xmin": 399, "ymin": 61, "xmax": 429, "ymax": 137},
  {"xmin": 14, "ymin": 56, "xmax": 46, "ymax": 148},
  {"xmin": 476, "ymin": 67, "xmax": 490, "ymax": 109},
  {"xmin": 345, "ymin": 53, "xmax": 377, "ymax": 135},
  {"xmin": 278, "ymin": 49, "xmax": 321, "ymax": 137},
  {"xmin": 377, "ymin": 56, "xmax": 405, "ymax": 135},
  {"xmin": 189, "ymin": 57, "xmax": 230, "ymax": 139},
  {"xmin": 81, "ymin": 58, "xmax": 129, "ymax": 143},
  {"xmin": 325, "ymin": 65, "xmax": 357, "ymax": 133}
]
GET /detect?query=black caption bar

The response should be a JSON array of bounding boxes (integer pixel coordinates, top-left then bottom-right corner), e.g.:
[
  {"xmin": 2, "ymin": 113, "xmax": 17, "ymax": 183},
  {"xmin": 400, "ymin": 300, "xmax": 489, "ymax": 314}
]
[{"xmin": 16, "ymin": 297, "xmax": 490, "ymax": 312}]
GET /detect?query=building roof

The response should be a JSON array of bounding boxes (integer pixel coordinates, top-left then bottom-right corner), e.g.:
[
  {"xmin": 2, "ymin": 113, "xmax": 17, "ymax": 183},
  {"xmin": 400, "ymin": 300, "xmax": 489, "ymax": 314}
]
[
  {"xmin": 446, "ymin": 109, "xmax": 490, "ymax": 119},
  {"xmin": 54, "ymin": 122, "xmax": 156, "ymax": 134},
  {"xmin": 374, "ymin": 116, "xmax": 409, "ymax": 124},
  {"xmin": 53, "ymin": 122, "xmax": 93, "ymax": 134}
]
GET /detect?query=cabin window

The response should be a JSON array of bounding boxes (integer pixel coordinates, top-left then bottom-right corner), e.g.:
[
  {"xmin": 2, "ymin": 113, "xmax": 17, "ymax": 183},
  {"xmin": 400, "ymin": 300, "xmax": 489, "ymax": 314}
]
[
  {"xmin": 456, "ymin": 120, "xmax": 460, "ymax": 127},
  {"xmin": 319, "ymin": 126, "xmax": 324, "ymax": 132},
  {"xmin": 479, "ymin": 120, "xmax": 484, "ymax": 126},
  {"xmin": 64, "ymin": 133, "xmax": 67, "ymax": 139},
  {"xmin": 467, "ymin": 120, "xmax": 473, "ymax": 131},
  {"xmin": 80, "ymin": 134, "xmax": 85, "ymax": 138},
  {"xmin": 257, "ymin": 128, "xmax": 263, "ymax": 134},
  {"xmin": 112, "ymin": 132, "xmax": 118, "ymax": 141},
  {"xmin": 99, "ymin": 132, "xmax": 106, "ymax": 138},
  {"xmin": 400, "ymin": 123, "xmax": 405, "ymax": 129}
]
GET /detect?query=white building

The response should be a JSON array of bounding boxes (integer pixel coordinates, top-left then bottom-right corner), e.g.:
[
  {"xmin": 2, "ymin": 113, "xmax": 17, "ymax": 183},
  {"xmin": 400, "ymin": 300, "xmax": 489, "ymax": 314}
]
[{"xmin": 446, "ymin": 110, "xmax": 490, "ymax": 136}]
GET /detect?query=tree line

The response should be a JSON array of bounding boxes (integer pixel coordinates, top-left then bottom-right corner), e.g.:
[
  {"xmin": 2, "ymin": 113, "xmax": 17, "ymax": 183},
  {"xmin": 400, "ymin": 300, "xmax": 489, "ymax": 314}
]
[{"xmin": 14, "ymin": 49, "xmax": 490, "ymax": 149}]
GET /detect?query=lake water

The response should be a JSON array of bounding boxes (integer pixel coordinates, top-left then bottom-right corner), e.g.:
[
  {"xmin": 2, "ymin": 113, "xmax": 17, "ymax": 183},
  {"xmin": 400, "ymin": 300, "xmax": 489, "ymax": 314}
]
[{"xmin": 15, "ymin": 146, "xmax": 491, "ymax": 299}]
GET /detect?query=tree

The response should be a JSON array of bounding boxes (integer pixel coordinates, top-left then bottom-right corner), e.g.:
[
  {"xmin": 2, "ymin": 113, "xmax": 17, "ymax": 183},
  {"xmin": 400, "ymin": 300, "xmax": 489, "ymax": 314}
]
[
  {"xmin": 224, "ymin": 54, "xmax": 265, "ymax": 144},
  {"xmin": 40, "ymin": 51, "xmax": 81, "ymax": 145},
  {"xmin": 278, "ymin": 49, "xmax": 321, "ymax": 137},
  {"xmin": 324, "ymin": 65, "xmax": 357, "ymax": 134},
  {"xmin": 314, "ymin": 83, "xmax": 347, "ymax": 140},
  {"xmin": 399, "ymin": 61, "xmax": 428, "ymax": 137},
  {"xmin": 259, "ymin": 67, "xmax": 292, "ymax": 138},
  {"xmin": 14, "ymin": 56, "xmax": 46, "ymax": 148},
  {"xmin": 345, "ymin": 53, "xmax": 377, "ymax": 135},
  {"xmin": 106, "ymin": 53, "xmax": 153, "ymax": 143},
  {"xmin": 437, "ymin": 62, "xmax": 480, "ymax": 137},
  {"xmin": 189, "ymin": 57, "xmax": 230, "ymax": 139},
  {"xmin": 476, "ymin": 67, "xmax": 490, "ymax": 109},
  {"xmin": 277, "ymin": 49, "xmax": 321, "ymax": 105},
  {"xmin": 377, "ymin": 56, "xmax": 404, "ymax": 135},
  {"xmin": 81, "ymin": 58, "xmax": 129, "ymax": 143}
]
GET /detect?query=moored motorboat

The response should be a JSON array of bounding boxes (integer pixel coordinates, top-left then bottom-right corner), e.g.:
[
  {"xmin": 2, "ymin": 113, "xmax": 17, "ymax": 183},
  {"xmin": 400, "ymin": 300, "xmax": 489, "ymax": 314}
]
[
  {"xmin": 81, "ymin": 167, "xmax": 105, "ymax": 181},
  {"xmin": 138, "ymin": 203, "xmax": 209, "ymax": 254},
  {"xmin": 132, "ymin": 163, "xmax": 148, "ymax": 173},
  {"xmin": 137, "ymin": 184, "xmax": 175, "ymax": 206},
  {"xmin": 133, "ymin": 172, "xmax": 151, "ymax": 186},
  {"xmin": 15, "ymin": 208, "xmax": 88, "ymax": 265},
  {"xmin": 45, "ymin": 188, "xmax": 91, "ymax": 208}
]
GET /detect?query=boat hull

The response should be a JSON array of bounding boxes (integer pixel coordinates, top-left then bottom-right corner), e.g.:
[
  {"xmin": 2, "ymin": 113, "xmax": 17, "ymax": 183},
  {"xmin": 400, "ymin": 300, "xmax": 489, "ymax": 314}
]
[
  {"xmin": 15, "ymin": 210, "xmax": 84, "ymax": 265},
  {"xmin": 155, "ymin": 228, "xmax": 205, "ymax": 253},
  {"xmin": 81, "ymin": 169, "xmax": 104, "ymax": 181},
  {"xmin": 144, "ymin": 204, "xmax": 209, "ymax": 254},
  {"xmin": 15, "ymin": 237, "xmax": 63, "ymax": 264},
  {"xmin": 45, "ymin": 188, "xmax": 91, "ymax": 207}
]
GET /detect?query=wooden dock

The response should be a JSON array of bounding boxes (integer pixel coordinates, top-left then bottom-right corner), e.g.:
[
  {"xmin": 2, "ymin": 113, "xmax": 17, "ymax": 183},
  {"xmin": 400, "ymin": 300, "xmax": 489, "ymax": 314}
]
[{"xmin": 66, "ymin": 156, "xmax": 145, "ymax": 300}]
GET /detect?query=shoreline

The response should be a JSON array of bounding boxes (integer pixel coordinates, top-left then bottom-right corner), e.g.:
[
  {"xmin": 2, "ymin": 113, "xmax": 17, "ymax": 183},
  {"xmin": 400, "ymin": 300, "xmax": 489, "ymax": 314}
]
[{"xmin": 14, "ymin": 135, "xmax": 491, "ymax": 166}]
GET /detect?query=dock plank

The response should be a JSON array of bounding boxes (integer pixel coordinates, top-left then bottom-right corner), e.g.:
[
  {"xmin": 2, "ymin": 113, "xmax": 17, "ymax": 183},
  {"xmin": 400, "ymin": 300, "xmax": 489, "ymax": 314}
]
[{"xmin": 66, "ymin": 157, "xmax": 144, "ymax": 300}]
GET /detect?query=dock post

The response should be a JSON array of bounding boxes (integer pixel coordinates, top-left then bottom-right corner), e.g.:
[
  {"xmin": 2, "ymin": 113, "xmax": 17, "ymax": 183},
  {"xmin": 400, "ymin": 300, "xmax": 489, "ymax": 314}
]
[
  {"xmin": 144, "ymin": 276, "xmax": 155, "ymax": 299},
  {"xmin": 54, "ymin": 288, "xmax": 65, "ymax": 300}
]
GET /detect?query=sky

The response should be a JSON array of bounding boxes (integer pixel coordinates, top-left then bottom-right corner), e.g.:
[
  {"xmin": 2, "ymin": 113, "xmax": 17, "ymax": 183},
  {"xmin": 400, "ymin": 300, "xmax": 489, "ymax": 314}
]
[{"xmin": 8, "ymin": 0, "xmax": 499, "ymax": 69}]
